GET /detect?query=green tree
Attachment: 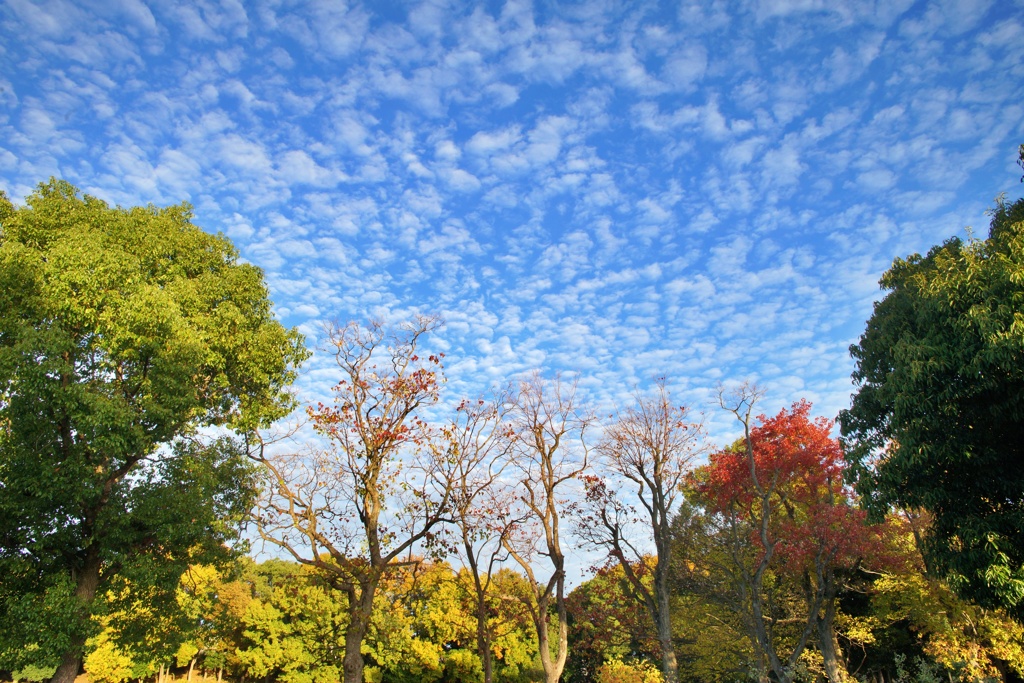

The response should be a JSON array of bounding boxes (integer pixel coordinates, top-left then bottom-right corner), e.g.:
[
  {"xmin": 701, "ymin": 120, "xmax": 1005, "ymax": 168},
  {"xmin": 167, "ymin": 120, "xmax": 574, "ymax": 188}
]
[
  {"xmin": 840, "ymin": 187, "xmax": 1024, "ymax": 618},
  {"xmin": 0, "ymin": 180, "xmax": 308, "ymax": 683},
  {"xmin": 235, "ymin": 561, "xmax": 348, "ymax": 683}
]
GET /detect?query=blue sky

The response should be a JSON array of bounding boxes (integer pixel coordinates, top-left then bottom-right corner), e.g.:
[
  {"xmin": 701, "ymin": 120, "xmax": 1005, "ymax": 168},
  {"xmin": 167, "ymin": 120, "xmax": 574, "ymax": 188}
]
[{"xmin": 2, "ymin": 0, "xmax": 1022, "ymax": 444}]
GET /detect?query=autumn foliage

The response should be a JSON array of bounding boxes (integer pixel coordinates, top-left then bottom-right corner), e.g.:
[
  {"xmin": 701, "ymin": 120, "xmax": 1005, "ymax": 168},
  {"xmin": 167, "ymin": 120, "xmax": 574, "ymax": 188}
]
[{"xmin": 695, "ymin": 400, "xmax": 879, "ymax": 572}]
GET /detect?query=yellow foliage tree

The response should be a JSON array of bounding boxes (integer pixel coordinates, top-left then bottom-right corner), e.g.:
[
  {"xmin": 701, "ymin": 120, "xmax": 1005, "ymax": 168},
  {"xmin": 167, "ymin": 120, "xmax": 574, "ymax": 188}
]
[{"xmin": 596, "ymin": 657, "xmax": 665, "ymax": 683}]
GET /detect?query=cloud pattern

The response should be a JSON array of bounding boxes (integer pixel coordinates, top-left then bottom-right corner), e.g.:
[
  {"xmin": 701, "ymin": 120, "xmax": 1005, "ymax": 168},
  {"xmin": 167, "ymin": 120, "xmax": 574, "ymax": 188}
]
[{"xmin": 2, "ymin": 0, "xmax": 1023, "ymax": 443}]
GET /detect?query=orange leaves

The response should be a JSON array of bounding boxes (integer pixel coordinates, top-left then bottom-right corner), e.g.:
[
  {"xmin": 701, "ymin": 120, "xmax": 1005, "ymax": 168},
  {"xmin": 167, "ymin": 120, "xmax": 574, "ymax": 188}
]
[
  {"xmin": 696, "ymin": 399, "xmax": 886, "ymax": 572},
  {"xmin": 698, "ymin": 400, "xmax": 842, "ymax": 510}
]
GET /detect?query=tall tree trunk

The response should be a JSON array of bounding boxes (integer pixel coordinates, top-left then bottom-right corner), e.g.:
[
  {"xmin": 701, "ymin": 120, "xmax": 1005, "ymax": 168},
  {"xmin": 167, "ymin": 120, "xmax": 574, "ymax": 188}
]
[
  {"xmin": 475, "ymin": 593, "xmax": 494, "ymax": 683},
  {"xmin": 552, "ymin": 614, "xmax": 568, "ymax": 683},
  {"xmin": 465, "ymin": 544, "xmax": 495, "ymax": 683},
  {"xmin": 654, "ymin": 566, "xmax": 679, "ymax": 683},
  {"xmin": 342, "ymin": 624, "xmax": 367, "ymax": 683},
  {"xmin": 819, "ymin": 595, "xmax": 848, "ymax": 683},
  {"xmin": 535, "ymin": 603, "xmax": 553, "ymax": 683},
  {"xmin": 50, "ymin": 547, "xmax": 102, "ymax": 683},
  {"xmin": 534, "ymin": 589, "xmax": 569, "ymax": 683},
  {"xmin": 656, "ymin": 608, "xmax": 679, "ymax": 683},
  {"xmin": 342, "ymin": 579, "xmax": 380, "ymax": 683},
  {"xmin": 532, "ymin": 599, "xmax": 569, "ymax": 683}
]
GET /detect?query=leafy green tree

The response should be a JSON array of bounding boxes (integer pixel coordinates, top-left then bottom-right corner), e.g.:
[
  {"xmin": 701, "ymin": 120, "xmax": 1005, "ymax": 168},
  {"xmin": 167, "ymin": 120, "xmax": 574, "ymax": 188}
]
[
  {"xmin": 83, "ymin": 613, "xmax": 153, "ymax": 683},
  {"xmin": 363, "ymin": 561, "xmax": 471, "ymax": 683},
  {"xmin": 235, "ymin": 560, "xmax": 348, "ymax": 683},
  {"xmin": 0, "ymin": 180, "xmax": 308, "ymax": 683},
  {"xmin": 840, "ymin": 187, "xmax": 1024, "ymax": 618},
  {"xmin": 361, "ymin": 560, "xmax": 538, "ymax": 683}
]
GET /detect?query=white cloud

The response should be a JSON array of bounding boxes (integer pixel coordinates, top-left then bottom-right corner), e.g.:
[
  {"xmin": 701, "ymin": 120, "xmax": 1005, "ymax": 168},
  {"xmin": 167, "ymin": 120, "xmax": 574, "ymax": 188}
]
[
  {"xmin": 2, "ymin": 0, "xmax": 1019, "ymax": 462},
  {"xmin": 662, "ymin": 43, "xmax": 708, "ymax": 91},
  {"xmin": 466, "ymin": 126, "xmax": 522, "ymax": 156}
]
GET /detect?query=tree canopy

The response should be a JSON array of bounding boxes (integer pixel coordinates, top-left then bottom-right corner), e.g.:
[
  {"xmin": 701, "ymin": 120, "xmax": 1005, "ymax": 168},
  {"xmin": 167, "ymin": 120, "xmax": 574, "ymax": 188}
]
[
  {"xmin": 0, "ymin": 179, "xmax": 308, "ymax": 683},
  {"xmin": 840, "ymin": 192, "xmax": 1024, "ymax": 618}
]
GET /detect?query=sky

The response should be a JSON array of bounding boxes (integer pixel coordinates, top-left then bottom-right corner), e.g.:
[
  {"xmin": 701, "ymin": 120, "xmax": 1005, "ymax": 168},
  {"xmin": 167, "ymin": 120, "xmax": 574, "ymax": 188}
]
[{"xmin": 2, "ymin": 0, "xmax": 1023, "ymax": 446}]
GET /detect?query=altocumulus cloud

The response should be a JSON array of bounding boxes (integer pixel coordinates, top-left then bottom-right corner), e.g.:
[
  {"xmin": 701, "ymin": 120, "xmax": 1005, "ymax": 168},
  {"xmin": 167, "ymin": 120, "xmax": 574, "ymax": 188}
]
[{"xmin": 1, "ymin": 0, "xmax": 1022, "ymax": 446}]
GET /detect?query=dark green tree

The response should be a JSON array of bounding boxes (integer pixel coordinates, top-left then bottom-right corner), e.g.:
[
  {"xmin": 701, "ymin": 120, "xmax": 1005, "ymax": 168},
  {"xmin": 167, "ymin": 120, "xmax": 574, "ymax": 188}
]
[
  {"xmin": 840, "ymin": 175, "xmax": 1024, "ymax": 618},
  {"xmin": 0, "ymin": 180, "xmax": 308, "ymax": 683}
]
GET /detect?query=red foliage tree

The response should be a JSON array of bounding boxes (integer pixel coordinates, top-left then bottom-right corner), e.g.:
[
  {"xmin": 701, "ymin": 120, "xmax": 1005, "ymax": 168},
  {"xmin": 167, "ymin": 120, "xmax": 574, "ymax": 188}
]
[{"xmin": 695, "ymin": 397, "xmax": 885, "ymax": 683}]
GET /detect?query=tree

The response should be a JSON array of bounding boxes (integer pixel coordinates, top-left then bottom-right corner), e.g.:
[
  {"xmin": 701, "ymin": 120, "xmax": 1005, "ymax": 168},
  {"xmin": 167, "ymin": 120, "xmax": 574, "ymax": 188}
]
[
  {"xmin": 501, "ymin": 374, "xmax": 593, "ymax": 683},
  {"xmin": 564, "ymin": 561, "xmax": 660, "ymax": 683},
  {"xmin": 0, "ymin": 180, "xmax": 307, "ymax": 683},
  {"xmin": 694, "ymin": 392, "xmax": 881, "ymax": 683},
  {"xmin": 577, "ymin": 380, "xmax": 706, "ymax": 683},
  {"xmin": 234, "ymin": 560, "xmax": 348, "ymax": 683},
  {"xmin": 251, "ymin": 317, "xmax": 458, "ymax": 683},
  {"xmin": 840, "ymin": 188, "xmax": 1024, "ymax": 618},
  {"xmin": 443, "ymin": 393, "xmax": 516, "ymax": 683},
  {"xmin": 867, "ymin": 566, "xmax": 1024, "ymax": 682}
]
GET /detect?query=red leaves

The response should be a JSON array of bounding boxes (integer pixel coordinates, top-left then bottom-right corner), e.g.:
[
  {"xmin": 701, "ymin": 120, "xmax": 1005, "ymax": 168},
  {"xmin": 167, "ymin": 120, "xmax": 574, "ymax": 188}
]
[
  {"xmin": 700, "ymin": 400, "xmax": 842, "ymax": 507},
  {"xmin": 695, "ymin": 399, "xmax": 884, "ymax": 571}
]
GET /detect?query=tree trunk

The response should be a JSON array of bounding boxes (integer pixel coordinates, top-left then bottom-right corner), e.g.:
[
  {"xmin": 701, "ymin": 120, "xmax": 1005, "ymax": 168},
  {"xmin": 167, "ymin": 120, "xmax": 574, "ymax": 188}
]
[
  {"xmin": 534, "ymin": 594, "xmax": 569, "ymax": 683},
  {"xmin": 819, "ymin": 596, "xmax": 848, "ymax": 683},
  {"xmin": 465, "ymin": 544, "xmax": 495, "ymax": 683},
  {"xmin": 187, "ymin": 658, "xmax": 196, "ymax": 682},
  {"xmin": 475, "ymin": 594, "xmax": 494, "ymax": 683},
  {"xmin": 343, "ymin": 615, "xmax": 369, "ymax": 683},
  {"xmin": 657, "ymin": 618, "xmax": 679, "ymax": 683},
  {"xmin": 342, "ymin": 579, "xmax": 380, "ymax": 683},
  {"xmin": 535, "ymin": 606, "xmax": 552, "ymax": 683},
  {"xmin": 654, "ymin": 568, "xmax": 679, "ymax": 683},
  {"xmin": 749, "ymin": 593, "xmax": 791, "ymax": 683},
  {"xmin": 552, "ymin": 615, "xmax": 568, "ymax": 683},
  {"xmin": 50, "ymin": 548, "xmax": 102, "ymax": 683}
]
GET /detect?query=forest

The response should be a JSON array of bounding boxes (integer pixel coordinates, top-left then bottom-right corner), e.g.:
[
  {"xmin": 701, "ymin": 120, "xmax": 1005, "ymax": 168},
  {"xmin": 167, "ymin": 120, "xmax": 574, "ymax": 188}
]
[{"xmin": 1, "ymin": 166, "xmax": 1022, "ymax": 683}]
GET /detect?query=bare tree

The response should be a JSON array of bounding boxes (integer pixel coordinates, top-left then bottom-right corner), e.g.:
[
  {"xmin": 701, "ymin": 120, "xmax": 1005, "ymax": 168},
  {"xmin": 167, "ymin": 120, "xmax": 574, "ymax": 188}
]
[
  {"xmin": 249, "ymin": 318, "xmax": 457, "ymax": 683},
  {"xmin": 443, "ymin": 392, "xmax": 516, "ymax": 683},
  {"xmin": 501, "ymin": 374, "xmax": 593, "ymax": 683},
  {"xmin": 577, "ymin": 379, "xmax": 707, "ymax": 683}
]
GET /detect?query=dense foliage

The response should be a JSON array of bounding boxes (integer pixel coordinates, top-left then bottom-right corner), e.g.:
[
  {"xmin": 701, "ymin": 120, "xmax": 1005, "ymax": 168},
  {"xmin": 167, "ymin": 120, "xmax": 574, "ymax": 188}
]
[
  {"xmin": 0, "ymin": 180, "xmax": 308, "ymax": 682},
  {"xmin": 840, "ymin": 193, "xmax": 1024, "ymax": 618}
]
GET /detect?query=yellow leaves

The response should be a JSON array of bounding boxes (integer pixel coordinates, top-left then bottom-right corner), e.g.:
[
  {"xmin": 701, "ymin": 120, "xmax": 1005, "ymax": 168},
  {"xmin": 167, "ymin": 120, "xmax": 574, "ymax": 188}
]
[
  {"xmin": 83, "ymin": 612, "xmax": 152, "ymax": 683},
  {"xmin": 595, "ymin": 657, "xmax": 664, "ymax": 683},
  {"xmin": 835, "ymin": 611, "xmax": 879, "ymax": 647},
  {"xmin": 84, "ymin": 628, "xmax": 137, "ymax": 683},
  {"xmin": 870, "ymin": 569, "xmax": 1024, "ymax": 682}
]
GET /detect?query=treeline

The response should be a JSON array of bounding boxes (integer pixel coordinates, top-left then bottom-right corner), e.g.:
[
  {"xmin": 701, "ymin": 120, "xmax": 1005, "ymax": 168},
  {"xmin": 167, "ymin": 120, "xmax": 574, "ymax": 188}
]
[
  {"xmin": 71, "ymin": 499, "xmax": 1024, "ymax": 683},
  {"xmin": 2, "ymin": 160, "xmax": 1023, "ymax": 683}
]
